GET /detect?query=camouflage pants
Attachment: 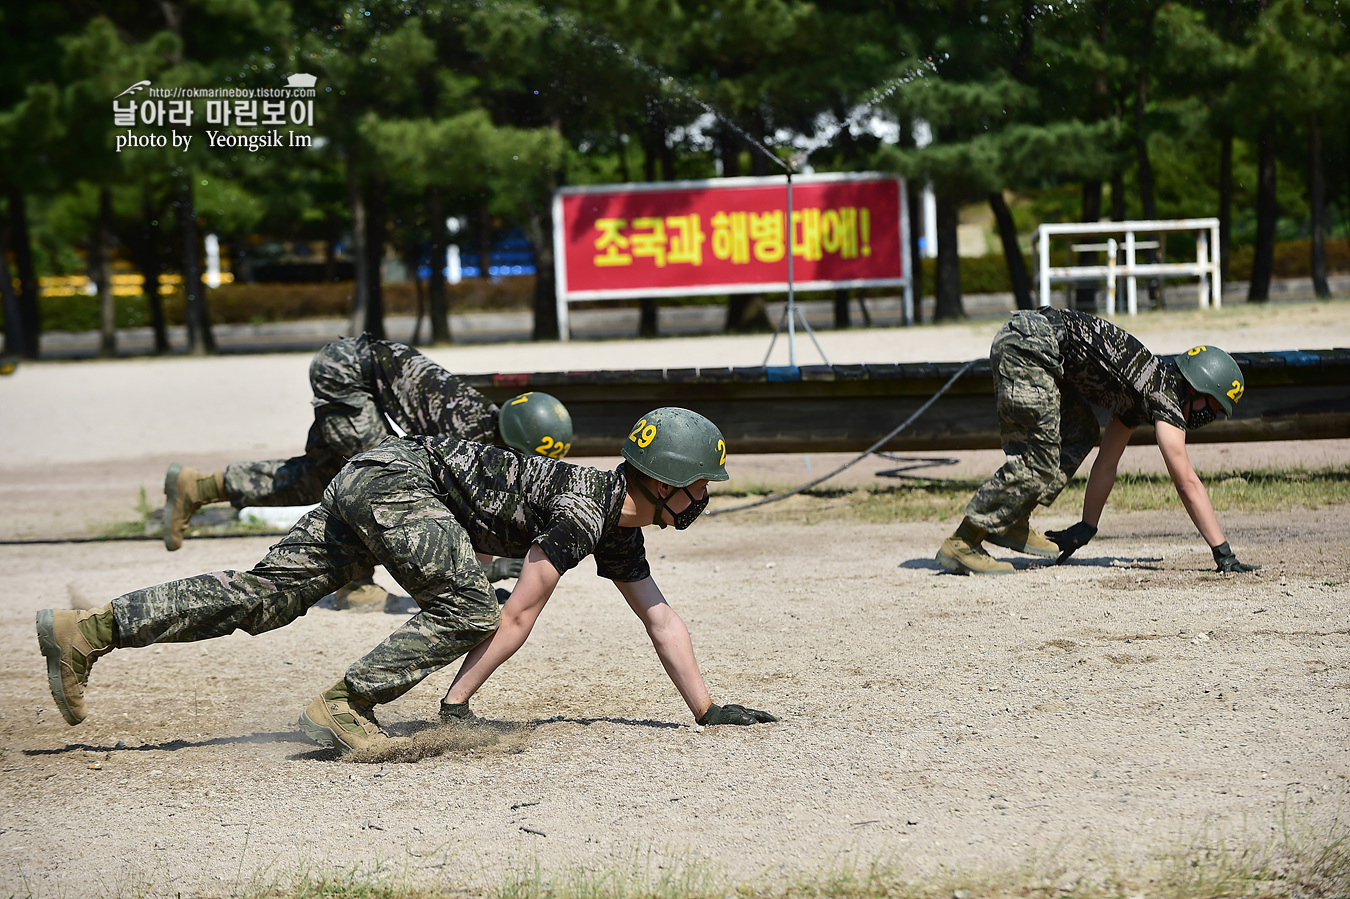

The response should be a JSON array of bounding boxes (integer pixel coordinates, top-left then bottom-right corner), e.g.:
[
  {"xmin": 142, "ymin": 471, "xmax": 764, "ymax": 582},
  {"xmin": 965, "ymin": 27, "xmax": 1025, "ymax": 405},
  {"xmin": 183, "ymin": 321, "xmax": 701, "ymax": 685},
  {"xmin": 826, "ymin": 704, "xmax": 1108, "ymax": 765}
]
[
  {"xmin": 112, "ymin": 445, "xmax": 500, "ymax": 706},
  {"xmin": 223, "ymin": 337, "xmax": 391, "ymax": 508},
  {"xmin": 964, "ymin": 310, "xmax": 1100, "ymax": 534}
]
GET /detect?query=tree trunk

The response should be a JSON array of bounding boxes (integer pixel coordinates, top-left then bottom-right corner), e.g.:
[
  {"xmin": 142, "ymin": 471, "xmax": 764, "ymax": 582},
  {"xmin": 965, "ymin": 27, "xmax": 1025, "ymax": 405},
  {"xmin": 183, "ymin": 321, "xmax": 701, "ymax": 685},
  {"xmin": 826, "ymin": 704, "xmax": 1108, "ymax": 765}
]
[
  {"xmin": 427, "ymin": 187, "xmax": 451, "ymax": 344},
  {"xmin": 1074, "ymin": 180, "xmax": 1102, "ymax": 312},
  {"xmin": 479, "ymin": 204, "xmax": 494, "ymax": 280},
  {"xmin": 8, "ymin": 187, "xmax": 40, "ymax": 357},
  {"xmin": 1309, "ymin": 113, "xmax": 1329, "ymax": 299},
  {"xmin": 528, "ymin": 208, "xmax": 559, "ymax": 341},
  {"xmin": 834, "ymin": 288, "xmax": 851, "ymax": 328},
  {"xmin": 933, "ymin": 192, "xmax": 964, "ymax": 321},
  {"xmin": 727, "ymin": 293, "xmax": 771, "ymax": 331},
  {"xmin": 177, "ymin": 178, "xmax": 214, "ymax": 355},
  {"xmin": 96, "ymin": 187, "xmax": 116, "ymax": 357},
  {"xmin": 908, "ymin": 180, "xmax": 924, "ymax": 321},
  {"xmin": 1134, "ymin": 67, "xmax": 1162, "ymax": 307},
  {"xmin": 1110, "ymin": 172, "xmax": 1126, "ymax": 222},
  {"xmin": 132, "ymin": 190, "xmax": 169, "ymax": 354},
  {"xmin": 1218, "ymin": 127, "xmax": 1233, "ymax": 283},
  {"xmin": 1248, "ymin": 133, "xmax": 1277, "ymax": 303},
  {"xmin": 989, "ymin": 190, "xmax": 1033, "ymax": 310},
  {"xmin": 0, "ymin": 210, "xmax": 25, "ymax": 358},
  {"xmin": 363, "ymin": 180, "xmax": 386, "ymax": 339},
  {"xmin": 347, "ymin": 157, "xmax": 369, "ymax": 337}
]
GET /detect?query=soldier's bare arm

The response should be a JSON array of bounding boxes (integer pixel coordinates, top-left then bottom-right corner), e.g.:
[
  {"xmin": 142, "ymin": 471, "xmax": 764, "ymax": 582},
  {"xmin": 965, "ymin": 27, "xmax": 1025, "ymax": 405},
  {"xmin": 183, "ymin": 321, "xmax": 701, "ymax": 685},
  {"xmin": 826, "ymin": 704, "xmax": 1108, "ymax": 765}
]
[
  {"xmin": 613, "ymin": 577, "xmax": 713, "ymax": 720},
  {"xmin": 1155, "ymin": 421, "xmax": 1226, "ymax": 547},
  {"xmin": 1080, "ymin": 415, "xmax": 1133, "ymax": 527},
  {"xmin": 443, "ymin": 543, "xmax": 561, "ymax": 705}
]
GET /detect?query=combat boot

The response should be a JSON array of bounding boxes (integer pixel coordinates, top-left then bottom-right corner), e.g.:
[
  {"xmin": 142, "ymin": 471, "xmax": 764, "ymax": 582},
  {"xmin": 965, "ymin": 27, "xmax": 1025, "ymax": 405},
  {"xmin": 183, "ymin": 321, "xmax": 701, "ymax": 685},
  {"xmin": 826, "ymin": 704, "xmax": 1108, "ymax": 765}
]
[
  {"xmin": 36, "ymin": 605, "xmax": 116, "ymax": 725},
  {"xmin": 163, "ymin": 463, "xmax": 227, "ymax": 551},
  {"xmin": 333, "ymin": 575, "xmax": 390, "ymax": 612},
  {"xmin": 986, "ymin": 518, "xmax": 1059, "ymax": 558},
  {"xmin": 298, "ymin": 680, "xmax": 400, "ymax": 755},
  {"xmin": 935, "ymin": 518, "xmax": 1015, "ymax": 576}
]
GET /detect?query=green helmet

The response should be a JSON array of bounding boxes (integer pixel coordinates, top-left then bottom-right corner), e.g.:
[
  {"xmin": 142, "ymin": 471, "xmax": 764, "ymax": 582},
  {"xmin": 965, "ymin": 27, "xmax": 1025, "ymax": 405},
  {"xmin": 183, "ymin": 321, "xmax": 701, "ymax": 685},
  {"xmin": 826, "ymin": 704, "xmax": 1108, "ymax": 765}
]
[
  {"xmin": 1174, "ymin": 345, "xmax": 1244, "ymax": 416},
  {"xmin": 621, "ymin": 407, "xmax": 729, "ymax": 487},
  {"xmin": 498, "ymin": 392, "xmax": 573, "ymax": 458}
]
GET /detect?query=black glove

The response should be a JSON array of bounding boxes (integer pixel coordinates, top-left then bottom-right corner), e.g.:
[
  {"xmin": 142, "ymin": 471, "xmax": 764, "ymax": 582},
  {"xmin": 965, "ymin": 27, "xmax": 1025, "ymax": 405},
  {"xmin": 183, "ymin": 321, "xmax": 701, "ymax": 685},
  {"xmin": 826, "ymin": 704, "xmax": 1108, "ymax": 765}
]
[
  {"xmin": 439, "ymin": 700, "xmax": 483, "ymax": 726},
  {"xmin": 697, "ymin": 702, "xmax": 778, "ymax": 726},
  {"xmin": 482, "ymin": 557, "xmax": 523, "ymax": 583},
  {"xmin": 1212, "ymin": 541, "xmax": 1261, "ymax": 573},
  {"xmin": 1045, "ymin": 521, "xmax": 1098, "ymax": 564}
]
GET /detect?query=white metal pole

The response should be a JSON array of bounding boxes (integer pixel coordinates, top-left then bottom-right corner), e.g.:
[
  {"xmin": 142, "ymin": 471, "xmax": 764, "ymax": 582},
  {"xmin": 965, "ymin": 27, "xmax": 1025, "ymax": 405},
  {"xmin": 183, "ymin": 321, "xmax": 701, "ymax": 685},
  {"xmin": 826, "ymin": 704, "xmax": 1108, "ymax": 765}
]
[
  {"xmin": 1197, "ymin": 230, "xmax": 1209, "ymax": 308},
  {"xmin": 1106, "ymin": 238, "xmax": 1118, "ymax": 316},
  {"xmin": 1125, "ymin": 229, "xmax": 1138, "ymax": 315},
  {"xmin": 1038, "ymin": 228, "xmax": 1050, "ymax": 306}
]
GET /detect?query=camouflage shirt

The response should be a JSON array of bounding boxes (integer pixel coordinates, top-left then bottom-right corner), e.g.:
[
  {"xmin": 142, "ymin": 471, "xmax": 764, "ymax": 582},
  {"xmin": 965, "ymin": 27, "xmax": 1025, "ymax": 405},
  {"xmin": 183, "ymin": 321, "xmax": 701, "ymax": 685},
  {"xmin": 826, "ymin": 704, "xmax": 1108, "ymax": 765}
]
[
  {"xmin": 402, "ymin": 436, "xmax": 650, "ymax": 581},
  {"xmin": 312, "ymin": 334, "xmax": 500, "ymax": 443},
  {"xmin": 1041, "ymin": 308, "xmax": 1187, "ymax": 430}
]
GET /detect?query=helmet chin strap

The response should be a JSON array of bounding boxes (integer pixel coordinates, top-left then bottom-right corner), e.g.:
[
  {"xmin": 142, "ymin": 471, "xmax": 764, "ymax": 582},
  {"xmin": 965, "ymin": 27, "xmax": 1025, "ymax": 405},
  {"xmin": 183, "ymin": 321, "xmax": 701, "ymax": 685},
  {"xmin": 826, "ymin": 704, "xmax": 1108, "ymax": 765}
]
[{"xmin": 625, "ymin": 466, "xmax": 672, "ymax": 529}]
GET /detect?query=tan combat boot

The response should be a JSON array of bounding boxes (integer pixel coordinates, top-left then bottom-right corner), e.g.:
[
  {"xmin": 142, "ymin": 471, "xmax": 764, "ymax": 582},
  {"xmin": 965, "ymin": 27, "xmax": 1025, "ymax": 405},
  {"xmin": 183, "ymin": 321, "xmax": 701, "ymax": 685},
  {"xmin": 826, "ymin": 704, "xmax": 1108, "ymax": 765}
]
[
  {"xmin": 935, "ymin": 518, "xmax": 1015, "ymax": 575},
  {"xmin": 333, "ymin": 574, "xmax": 390, "ymax": 612},
  {"xmin": 298, "ymin": 680, "xmax": 401, "ymax": 755},
  {"xmin": 36, "ymin": 605, "xmax": 116, "ymax": 725},
  {"xmin": 986, "ymin": 517, "xmax": 1060, "ymax": 558},
  {"xmin": 163, "ymin": 463, "xmax": 226, "ymax": 551}
]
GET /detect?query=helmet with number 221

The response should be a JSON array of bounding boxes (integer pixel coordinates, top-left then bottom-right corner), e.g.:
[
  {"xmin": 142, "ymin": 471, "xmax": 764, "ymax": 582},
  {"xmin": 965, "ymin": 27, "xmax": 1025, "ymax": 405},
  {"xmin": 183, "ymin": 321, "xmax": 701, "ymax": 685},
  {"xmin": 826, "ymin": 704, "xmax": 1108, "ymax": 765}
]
[
  {"xmin": 1174, "ymin": 345, "xmax": 1244, "ymax": 417},
  {"xmin": 498, "ymin": 392, "xmax": 573, "ymax": 459},
  {"xmin": 621, "ymin": 407, "xmax": 728, "ymax": 487}
]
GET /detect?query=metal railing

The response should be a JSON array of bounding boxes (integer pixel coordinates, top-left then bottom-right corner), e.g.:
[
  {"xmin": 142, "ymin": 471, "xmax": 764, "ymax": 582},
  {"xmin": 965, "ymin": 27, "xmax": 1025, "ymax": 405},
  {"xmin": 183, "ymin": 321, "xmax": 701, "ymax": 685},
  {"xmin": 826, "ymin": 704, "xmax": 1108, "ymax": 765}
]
[{"xmin": 1034, "ymin": 218, "xmax": 1221, "ymax": 314}]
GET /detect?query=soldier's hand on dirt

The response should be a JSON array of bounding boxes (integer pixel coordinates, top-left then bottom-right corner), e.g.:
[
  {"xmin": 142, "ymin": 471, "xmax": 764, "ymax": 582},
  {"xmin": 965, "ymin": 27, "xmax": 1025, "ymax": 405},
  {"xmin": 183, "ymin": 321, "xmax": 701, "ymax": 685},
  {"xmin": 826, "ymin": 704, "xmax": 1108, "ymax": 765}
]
[
  {"xmin": 439, "ymin": 700, "xmax": 483, "ymax": 726},
  {"xmin": 1212, "ymin": 542, "xmax": 1260, "ymax": 573},
  {"xmin": 1046, "ymin": 521, "xmax": 1097, "ymax": 563},
  {"xmin": 697, "ymin": 702, "xmax": 778, "ymax": 726},
  {"xmin": 482, "ymin": 557, "xmax": 523, "ymax": 582}
]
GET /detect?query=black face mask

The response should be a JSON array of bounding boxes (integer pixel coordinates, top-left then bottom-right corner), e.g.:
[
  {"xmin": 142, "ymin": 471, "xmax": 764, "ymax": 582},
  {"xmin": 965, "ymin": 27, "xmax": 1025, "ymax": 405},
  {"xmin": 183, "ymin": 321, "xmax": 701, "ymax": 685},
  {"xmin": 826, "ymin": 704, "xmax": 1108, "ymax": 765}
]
[
  {"xmin": 669, "ymin": 488, "xmax": 709, "ymax": 530},
  {"xmin": 632, "ymin": 474, "xmax": 708, "ymax": 529},
  {"xmin": 1186, "ymin": 400, "xmax": 1217, "ymax": 430}
]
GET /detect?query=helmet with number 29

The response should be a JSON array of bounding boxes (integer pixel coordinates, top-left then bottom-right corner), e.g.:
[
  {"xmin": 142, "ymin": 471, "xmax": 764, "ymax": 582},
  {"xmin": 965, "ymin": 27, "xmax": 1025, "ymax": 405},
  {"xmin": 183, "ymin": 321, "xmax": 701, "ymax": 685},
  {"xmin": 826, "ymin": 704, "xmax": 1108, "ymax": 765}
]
[
  {"xmin": 1174, "ymin": 345, "xmax": 1244, "ymax": 417},
  {"xmin": 621, "ymin": 407, "xmax": 729, "ymax": 487},
  {"xmin": 498, "ymin": 392, "xmax": 573, "ymax": 459}
]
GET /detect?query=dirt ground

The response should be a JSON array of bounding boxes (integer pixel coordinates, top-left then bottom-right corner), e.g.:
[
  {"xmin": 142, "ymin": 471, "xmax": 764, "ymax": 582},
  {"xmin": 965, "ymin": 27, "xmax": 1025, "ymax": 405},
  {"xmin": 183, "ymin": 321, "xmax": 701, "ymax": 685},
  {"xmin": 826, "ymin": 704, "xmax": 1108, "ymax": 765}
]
[{"xmin": 1, "ymin": 303, "xmax": 1348, "ymax": 898}]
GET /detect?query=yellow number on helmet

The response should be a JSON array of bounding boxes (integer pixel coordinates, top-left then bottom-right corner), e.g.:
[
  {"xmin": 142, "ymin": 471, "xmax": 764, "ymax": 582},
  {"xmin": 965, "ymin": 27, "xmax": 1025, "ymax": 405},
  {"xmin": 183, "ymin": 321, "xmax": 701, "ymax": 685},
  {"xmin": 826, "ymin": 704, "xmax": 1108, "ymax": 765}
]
[
  {"xmin": 637, "ymin": 424, "xmax": 657, "ymax": 447},
  {"xmin": 510, "ymin": 392, "xmax": 534, "ymax": 405},
  {"xmin": 1227, "ymin": 380, "xmax": 1244, "ymax": 403},
  {"xmin": 534, "ymin": 436, "xmax": 555, "ymax": 455},
  {"xmin": 717, "ymin": 438, "xmax": 726, "ymax": 465},
  {"xmin": 628, "ymin": 418, "xmax": 648, "ymax": 443},
  {"xmin": 1187, "ymin": 346, "xmax": 1207, "ymax": 356}
]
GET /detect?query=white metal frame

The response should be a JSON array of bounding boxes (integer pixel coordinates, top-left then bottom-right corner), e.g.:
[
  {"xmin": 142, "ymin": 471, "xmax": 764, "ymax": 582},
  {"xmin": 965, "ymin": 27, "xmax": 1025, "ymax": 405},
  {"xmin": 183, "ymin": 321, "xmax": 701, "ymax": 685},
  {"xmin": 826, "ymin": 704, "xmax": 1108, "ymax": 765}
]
[
  {"xmin": 1034, "ymin": 218, "xmax": 1221, "ymax": 315},
  {"xmin": 552, "ymin": 172, "xmax": 913, "ymax": 341}
]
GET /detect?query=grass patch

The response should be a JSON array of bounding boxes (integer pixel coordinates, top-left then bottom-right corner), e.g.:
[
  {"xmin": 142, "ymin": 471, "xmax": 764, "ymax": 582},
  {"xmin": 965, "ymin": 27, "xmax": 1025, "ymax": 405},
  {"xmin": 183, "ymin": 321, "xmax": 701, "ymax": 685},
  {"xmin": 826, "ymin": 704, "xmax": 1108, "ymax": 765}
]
[
  {"xmin": 711, "ymin": 465, "xmax": 1350, "ymax": 524},
  {"xmin": 164, "ymin": 818, "xmax": 1350, "ymax": 899}
]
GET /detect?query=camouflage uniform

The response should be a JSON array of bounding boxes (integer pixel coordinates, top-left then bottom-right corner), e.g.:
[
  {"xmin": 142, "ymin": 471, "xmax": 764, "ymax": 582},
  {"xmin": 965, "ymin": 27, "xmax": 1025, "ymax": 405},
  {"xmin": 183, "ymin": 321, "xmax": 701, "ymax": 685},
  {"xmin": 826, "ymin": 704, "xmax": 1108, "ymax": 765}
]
[
  {"xmin": 222, "ymin": 334, "xmax": 501, "ymax": 508},
  {"xmin": 114, "ymin": 438, "xmax": 648, "ymax": 706},
  {"xmin": 966, "ymin": 307, "xmax": 1188, "ymax": 534}
]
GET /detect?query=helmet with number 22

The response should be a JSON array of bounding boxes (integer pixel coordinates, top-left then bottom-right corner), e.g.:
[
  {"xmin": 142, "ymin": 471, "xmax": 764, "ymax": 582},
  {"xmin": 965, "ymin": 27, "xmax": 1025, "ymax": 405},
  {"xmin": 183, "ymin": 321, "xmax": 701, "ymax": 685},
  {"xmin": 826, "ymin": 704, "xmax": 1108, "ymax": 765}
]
[
  {"xmin": 1174, "ymin": 345, "xmax": 1244, "ymax": 417},
  {"xmin": 621, "ymin": 407, "xmax": 728, "ymax": 487},
  {"xmin": 498, "ymin": 392, "xmax": 573, "ymax": 459}
]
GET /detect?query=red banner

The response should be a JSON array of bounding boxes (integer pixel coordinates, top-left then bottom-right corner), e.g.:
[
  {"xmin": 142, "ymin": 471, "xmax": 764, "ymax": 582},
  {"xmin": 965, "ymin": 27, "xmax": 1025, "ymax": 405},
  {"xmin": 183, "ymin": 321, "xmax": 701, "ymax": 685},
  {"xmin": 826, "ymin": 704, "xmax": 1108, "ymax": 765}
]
[{"xmin": 553, "ymin": 174, "xmax": 909, "ymax": 300}]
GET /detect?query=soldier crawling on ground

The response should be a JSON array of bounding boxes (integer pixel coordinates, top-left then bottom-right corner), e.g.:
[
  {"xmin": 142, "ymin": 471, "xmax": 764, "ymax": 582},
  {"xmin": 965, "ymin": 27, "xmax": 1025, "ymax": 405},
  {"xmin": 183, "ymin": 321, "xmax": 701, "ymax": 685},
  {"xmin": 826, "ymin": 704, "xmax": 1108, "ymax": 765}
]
[
  {"xmin": 163, "ymin": 332, "xmax": 572, "ymax": 608},
  {"xmin": 37, "ymin": 408, "xmax": 777, "ymax": 755},
  {"xmin": 935, "ymin": 306, "xmax": 1261, "ymax": 576}
]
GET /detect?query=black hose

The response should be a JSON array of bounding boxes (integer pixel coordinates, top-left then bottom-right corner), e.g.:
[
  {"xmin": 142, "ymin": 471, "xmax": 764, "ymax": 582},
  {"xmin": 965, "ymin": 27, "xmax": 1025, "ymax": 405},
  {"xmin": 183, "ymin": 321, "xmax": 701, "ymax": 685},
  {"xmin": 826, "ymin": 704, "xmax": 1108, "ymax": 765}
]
[{"xmin": 707, "ymin": 358, "xmax": 981, "ymax": 516}]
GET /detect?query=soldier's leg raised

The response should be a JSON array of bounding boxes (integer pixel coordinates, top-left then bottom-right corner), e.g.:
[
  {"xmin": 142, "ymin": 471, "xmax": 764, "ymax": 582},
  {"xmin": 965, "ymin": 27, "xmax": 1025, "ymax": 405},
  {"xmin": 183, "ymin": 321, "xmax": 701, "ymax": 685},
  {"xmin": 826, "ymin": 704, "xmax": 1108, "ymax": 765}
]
[{"xmin": 40, "ymin": 506, "xmax": 371, "ymax": 726}]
